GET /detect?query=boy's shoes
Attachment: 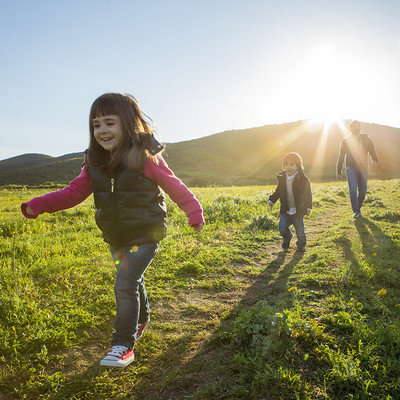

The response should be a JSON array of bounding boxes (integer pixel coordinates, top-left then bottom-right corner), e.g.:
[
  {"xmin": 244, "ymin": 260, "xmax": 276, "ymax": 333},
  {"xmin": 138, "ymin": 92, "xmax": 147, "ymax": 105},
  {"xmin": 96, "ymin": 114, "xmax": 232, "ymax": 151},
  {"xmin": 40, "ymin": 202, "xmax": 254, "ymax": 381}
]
[
  {"xmin": 282, "ymin": 240, "xmax": 290, "ymax": 250},
  {"xmin": 100, "ymin": 345, "xmax": 134, "ymax": 367},
  {"xmin": 136, "ymin": 319, "xmax": 150, "ymax": 341},
  {"xmin": 296, "ymin": 246, "xmax": 306, "ymax": 252},
  {"xmin": 353, "ymin": 212, "xmax": 361, "ymax": 218}
]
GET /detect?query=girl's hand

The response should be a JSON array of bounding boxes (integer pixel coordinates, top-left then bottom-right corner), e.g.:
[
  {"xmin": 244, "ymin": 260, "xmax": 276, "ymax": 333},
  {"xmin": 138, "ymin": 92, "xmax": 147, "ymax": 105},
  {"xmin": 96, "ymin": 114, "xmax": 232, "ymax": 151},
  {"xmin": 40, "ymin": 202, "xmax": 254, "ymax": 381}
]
[
  {"xmin": 191, "ymin": 223, "xmax": 204, "ymax": 233},
  {"xmin": 26, "ymin": 206, "xmax": 35, "ymax": 217}
]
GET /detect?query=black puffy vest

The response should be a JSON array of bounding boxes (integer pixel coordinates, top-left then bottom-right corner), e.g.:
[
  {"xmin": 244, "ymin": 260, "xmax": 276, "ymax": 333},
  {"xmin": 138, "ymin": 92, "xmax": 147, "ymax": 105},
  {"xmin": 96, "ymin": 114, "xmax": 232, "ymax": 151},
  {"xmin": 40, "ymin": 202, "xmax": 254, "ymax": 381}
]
[{"xmin": 86, "ymin": 164, "xmax": 167, "ymax": 247}]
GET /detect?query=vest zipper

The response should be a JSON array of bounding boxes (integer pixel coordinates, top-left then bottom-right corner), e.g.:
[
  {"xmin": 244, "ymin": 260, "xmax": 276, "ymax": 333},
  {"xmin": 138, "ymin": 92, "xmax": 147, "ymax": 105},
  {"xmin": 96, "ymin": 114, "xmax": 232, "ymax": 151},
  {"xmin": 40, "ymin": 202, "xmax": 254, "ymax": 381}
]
[{"xmin": 111, "ymin": 177, "xmax": 115, "ymax": 193}]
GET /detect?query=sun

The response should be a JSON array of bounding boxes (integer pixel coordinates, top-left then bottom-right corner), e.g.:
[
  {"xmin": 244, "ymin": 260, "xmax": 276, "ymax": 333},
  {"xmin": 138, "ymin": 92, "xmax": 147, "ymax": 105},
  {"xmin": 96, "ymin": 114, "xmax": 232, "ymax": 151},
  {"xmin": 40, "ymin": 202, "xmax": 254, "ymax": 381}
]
[{"xmin": 274, "ymin": 41, "xmax": 354, "ymax": 128}]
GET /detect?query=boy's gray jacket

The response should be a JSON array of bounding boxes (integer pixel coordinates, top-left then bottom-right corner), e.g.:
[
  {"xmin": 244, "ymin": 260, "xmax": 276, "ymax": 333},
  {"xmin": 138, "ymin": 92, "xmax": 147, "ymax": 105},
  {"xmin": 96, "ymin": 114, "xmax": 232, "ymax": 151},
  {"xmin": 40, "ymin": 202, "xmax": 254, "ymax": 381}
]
[{"xmin": 268, "ymin": 170, "xmax": 312, "ymax": 215}]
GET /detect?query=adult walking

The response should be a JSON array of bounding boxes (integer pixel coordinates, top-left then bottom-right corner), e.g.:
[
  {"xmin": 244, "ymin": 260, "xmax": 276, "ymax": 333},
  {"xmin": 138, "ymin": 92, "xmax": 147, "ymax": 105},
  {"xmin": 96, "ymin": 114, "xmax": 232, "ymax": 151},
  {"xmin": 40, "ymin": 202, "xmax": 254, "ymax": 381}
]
[{"xmin": 337, "ymin": 120, "xmax": 379, "ymax": 218}]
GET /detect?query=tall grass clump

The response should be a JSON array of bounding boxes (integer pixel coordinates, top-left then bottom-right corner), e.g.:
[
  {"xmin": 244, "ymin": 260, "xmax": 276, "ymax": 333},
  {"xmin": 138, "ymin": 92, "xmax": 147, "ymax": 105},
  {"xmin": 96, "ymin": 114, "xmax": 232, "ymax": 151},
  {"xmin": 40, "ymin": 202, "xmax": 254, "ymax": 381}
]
[
  {"xmin": 248, "ymin": 214, "xmax": 277, "ymax": 232},
  {"xmin": 202, "ymin": 194, "xmax": 252, "ymax": 223}
]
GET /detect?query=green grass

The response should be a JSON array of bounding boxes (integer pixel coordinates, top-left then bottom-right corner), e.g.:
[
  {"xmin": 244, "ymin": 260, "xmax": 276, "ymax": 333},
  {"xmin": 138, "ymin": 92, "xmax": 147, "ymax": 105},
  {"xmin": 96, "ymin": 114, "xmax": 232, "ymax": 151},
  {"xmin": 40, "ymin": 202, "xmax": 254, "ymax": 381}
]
[{"xmin": 0, "ymin": 180, "xmax": 400, "ymax": 399}]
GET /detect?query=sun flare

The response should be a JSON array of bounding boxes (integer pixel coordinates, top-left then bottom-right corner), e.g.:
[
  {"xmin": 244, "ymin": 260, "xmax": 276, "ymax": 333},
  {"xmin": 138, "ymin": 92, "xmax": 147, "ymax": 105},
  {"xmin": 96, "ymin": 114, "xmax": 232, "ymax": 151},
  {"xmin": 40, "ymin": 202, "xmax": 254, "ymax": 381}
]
[{"xmin": 276, "ymin": 42, "xmax": 356, "ymax": 126}]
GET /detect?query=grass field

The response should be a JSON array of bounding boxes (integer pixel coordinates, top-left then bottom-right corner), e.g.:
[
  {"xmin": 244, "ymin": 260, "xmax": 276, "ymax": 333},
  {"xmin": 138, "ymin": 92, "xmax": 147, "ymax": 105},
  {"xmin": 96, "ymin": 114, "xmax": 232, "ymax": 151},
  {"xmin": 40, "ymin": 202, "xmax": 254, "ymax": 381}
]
[{"xmin": 1, "ymin": 179, "xmax": 400, "ymax": 399}]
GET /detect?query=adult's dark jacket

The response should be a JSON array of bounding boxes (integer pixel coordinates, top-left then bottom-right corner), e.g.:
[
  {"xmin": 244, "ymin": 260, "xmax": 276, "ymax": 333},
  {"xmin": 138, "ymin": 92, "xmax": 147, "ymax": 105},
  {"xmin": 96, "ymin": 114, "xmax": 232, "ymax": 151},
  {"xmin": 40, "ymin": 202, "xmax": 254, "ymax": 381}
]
[
  {"xmin": 336, "ymin": 134, "xmax": 379, "ymax": 174},
  {"xmin": 86, "ymin": 163, "xmax": 167, "ymax": 247},
  {"xmin": 268, "ymin": 170, "xmax": 312, "ymax": 215}
]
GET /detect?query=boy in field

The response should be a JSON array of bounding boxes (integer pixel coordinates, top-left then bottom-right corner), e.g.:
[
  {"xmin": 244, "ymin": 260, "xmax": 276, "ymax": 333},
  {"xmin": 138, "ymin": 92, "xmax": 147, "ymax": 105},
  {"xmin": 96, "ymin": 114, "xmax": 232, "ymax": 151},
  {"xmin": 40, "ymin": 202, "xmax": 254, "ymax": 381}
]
[{"xmin": 267, "ymin": 152, "xmax": 312, "ymax": 252}]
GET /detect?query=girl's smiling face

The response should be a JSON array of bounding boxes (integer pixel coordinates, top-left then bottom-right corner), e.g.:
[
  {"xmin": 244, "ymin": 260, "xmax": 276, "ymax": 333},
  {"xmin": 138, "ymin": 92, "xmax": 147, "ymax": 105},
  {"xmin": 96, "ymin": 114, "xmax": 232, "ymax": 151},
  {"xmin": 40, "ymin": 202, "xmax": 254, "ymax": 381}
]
[
  {"xmin": 284, "ymin": 160, "xmax": 298, "ymax": 176},
  {"xmin": 93, "ymin": 114, "xmax": 123, "ymax": 152}
]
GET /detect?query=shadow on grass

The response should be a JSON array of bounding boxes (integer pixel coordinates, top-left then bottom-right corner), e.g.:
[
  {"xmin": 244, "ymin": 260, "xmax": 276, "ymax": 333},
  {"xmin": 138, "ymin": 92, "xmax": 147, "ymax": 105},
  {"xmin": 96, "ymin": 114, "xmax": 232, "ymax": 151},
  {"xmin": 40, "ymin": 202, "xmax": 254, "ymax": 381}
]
[
  {"xmin": 238, "ymin": 250, "xmax": 304, "ymax": 308},
  {"xmin": 334, "ymin": 215, "xmax": 399, "ymax": 293},
  {"xmin": 354, "ymin": 216, "xmax": 397, "ymax": 259},
  {"xmin": 354, "ymin": 216, "xmax": 400, "ymax": 290},
  {"xmin": 334, "ymin": 214, "xmax": 399, "ymax": 271},
  {"xmin": 129, "ymin": 248, "xmax": 305, "ymax": 400}
]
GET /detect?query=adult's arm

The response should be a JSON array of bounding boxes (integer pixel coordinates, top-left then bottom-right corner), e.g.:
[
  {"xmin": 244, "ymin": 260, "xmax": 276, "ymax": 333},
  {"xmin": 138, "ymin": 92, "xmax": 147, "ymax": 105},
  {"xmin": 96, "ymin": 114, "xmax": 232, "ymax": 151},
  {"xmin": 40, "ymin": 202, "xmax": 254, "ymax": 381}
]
[{"xmin": 367, "ymin": 136, "xmax": 379, "ymax": 163}]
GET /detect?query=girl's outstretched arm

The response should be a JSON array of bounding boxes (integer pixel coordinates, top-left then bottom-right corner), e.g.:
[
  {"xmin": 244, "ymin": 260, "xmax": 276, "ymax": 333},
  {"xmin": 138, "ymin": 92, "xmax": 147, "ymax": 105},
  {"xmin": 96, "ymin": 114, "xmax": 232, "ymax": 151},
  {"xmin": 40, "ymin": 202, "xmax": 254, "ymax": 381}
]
[
  {"xmin": 21, "ymin": 166, "xmax": 93, "ymax": 219},
  {"xmin": 145, "ymin": 156, "xmax": 204, "ymax": 227}
]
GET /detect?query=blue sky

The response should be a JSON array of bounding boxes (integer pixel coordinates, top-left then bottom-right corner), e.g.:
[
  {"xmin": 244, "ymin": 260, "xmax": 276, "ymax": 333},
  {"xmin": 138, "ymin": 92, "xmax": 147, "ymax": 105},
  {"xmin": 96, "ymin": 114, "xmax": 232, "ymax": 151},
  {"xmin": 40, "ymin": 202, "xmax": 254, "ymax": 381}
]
[{"xmin": 1, "ymin": 0, "xmax": 399, "ymax": 160}]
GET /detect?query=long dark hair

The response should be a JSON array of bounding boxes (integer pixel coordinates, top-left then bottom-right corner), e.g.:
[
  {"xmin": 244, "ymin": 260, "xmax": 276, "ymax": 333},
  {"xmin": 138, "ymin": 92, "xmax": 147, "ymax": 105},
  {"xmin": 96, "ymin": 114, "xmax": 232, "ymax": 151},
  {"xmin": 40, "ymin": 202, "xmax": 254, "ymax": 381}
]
[{"xmin": 86, "ymin": 93, "xmax": 159, "ymax": 173}]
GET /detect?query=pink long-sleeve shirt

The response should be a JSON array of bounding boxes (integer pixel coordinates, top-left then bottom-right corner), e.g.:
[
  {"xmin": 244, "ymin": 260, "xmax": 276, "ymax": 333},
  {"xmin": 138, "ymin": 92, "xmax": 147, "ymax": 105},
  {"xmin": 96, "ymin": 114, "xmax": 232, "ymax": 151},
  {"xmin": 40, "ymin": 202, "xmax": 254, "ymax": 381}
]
[{"xmin": 21, "ymin": 156, "xmax": 204, "ymax": 227}]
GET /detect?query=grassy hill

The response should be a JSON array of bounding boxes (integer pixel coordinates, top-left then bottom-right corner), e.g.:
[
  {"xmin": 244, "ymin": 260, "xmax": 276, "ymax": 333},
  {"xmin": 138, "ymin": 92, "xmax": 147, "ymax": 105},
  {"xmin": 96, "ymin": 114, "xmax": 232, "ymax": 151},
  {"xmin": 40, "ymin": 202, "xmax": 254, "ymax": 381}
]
[
  {"xmin": 0, "ymin": 152, "xmax": 86, "ymax": 186},
  {"xmin": 1, "ymin": 120, "xmax": 399, "ymax": 186},
  {"xmin": 165, "ymin": 120, "xmax": 400, "ymax": 185}
]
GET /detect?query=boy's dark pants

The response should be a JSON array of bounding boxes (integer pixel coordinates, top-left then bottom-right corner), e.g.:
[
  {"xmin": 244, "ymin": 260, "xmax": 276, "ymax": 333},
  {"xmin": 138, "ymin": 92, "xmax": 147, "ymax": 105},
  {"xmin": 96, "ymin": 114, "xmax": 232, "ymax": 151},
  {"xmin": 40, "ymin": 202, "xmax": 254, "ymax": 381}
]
[{"xmin": 278, "ymin": 213, "xmax": 306, "ymax": 248}]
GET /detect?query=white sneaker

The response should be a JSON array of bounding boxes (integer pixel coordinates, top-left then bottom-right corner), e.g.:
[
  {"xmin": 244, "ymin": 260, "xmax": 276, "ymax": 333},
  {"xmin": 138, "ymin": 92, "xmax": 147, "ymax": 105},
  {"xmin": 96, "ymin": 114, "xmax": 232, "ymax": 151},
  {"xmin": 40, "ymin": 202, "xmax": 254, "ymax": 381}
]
[{"xmin": 100, "ymin": 345, "xmax": 134, "ymax": 367}]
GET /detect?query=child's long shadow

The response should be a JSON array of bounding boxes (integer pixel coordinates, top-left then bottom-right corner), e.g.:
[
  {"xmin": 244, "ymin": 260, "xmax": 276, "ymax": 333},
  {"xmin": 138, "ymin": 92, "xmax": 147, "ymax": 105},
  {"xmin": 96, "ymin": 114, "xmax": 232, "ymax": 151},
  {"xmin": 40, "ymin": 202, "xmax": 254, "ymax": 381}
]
[{"xmin": 238, "ymin": 250, "xmax": 304, "ymax": 309}]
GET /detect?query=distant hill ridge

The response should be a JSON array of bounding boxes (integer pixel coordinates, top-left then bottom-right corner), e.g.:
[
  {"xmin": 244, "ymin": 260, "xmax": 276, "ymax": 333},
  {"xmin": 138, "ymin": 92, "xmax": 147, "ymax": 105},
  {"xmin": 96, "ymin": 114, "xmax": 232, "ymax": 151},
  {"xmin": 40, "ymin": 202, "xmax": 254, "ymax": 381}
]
[
  {"xmin": 1, "ymin": 120, "xmax": 399, "ymax": 186},
  {"xmin": 0, "ymin": 152, "xmax": 84, "ymax": 173}
]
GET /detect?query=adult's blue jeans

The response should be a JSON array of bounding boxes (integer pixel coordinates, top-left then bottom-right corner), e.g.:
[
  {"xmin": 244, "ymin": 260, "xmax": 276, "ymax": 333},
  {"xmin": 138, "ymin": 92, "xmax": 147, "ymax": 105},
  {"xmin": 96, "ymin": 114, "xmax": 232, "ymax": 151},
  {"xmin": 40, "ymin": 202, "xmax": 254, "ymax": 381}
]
[
  {"xmin": 345, "ymin": 166, "xmax": 368, "ymax": 214},
  {"xmin": 110, "ymin": 242, "xmax": 159, "ymax": 349},
  {"xmin": 278, "ymin": 213, "xmax": 306, "ymax": 248}
]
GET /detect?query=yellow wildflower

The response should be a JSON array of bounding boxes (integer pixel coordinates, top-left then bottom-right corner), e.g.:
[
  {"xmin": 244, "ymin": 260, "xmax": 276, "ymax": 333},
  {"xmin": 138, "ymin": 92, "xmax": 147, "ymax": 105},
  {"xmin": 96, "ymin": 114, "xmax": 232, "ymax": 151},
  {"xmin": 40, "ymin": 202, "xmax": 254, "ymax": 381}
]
[{"xmin": 377, "ymin": 289, "xmax": 387, "ymax": 296}]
